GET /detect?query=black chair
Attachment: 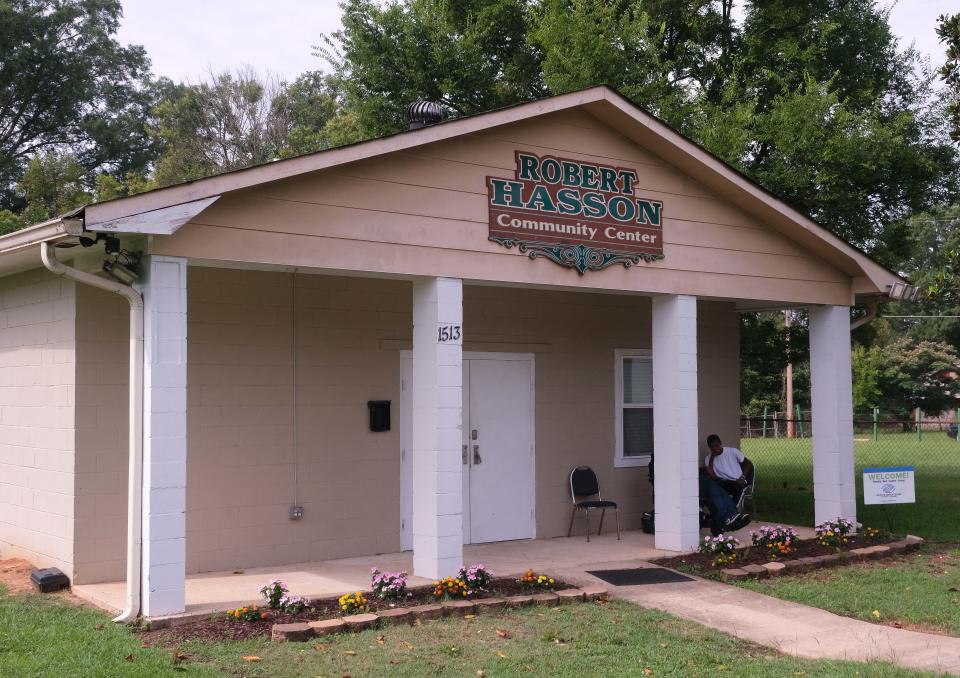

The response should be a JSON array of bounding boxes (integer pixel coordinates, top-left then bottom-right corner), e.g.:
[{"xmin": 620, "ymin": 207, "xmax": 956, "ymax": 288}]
[
  {"xmin": 736, "ymin": 461, "xmax": 756, "ymax": 515},
  {"xmin": 567, "ymin": 466, "xmax": 621, "ymax": 542},
  {"xmin": 700, "ymin": 460, "xmax": 757, "ymax": 534}
]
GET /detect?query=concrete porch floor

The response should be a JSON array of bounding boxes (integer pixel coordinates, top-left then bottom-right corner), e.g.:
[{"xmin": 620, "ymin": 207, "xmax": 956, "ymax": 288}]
[{"xmin": 73, "ymin": 522, "xmax": 814, "ymax": 618}]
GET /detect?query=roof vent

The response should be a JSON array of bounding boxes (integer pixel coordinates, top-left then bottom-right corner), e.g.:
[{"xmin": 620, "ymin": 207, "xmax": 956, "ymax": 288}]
[{"xmin": 408, "ymin": 99, "xmax": 443, "ymax": 130}]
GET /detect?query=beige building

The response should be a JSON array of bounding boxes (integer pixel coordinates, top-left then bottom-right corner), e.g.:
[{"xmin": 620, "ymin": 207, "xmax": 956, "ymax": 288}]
[{"xmin": 0, "ymin": 87, "xmax": 906, "ymax": 618}]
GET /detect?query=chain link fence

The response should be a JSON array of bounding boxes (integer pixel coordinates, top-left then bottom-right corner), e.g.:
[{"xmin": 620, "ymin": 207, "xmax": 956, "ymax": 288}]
[{"xmin": 738, "ymin": 414, "xmax": 960, "ymax": 542}]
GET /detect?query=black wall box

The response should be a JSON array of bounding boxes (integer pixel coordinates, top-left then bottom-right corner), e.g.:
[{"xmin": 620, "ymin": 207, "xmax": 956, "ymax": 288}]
[
  {"xmin": 368, "ymin": 400, "xmax": 391, "ymax": 432},
  {"xmin": 31, "ymin": 567, "xmax": 70, "ymax": 593}
]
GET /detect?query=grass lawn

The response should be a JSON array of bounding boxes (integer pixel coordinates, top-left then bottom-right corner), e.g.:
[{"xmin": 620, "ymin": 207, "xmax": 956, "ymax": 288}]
[
  {"xmin": 734, "ymin": 546, "xmax": 960, "ymax": 637},
  {"xmin": 0, "ymin": 585, "xmax": 945, "ymax": 677},
  {"xmin": 741, "ymin": 432, "xmax": 960, "ymax": 540}
]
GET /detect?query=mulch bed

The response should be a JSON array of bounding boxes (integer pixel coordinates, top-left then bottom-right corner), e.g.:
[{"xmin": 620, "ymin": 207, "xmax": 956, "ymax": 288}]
[
  {"xmin": 651, "ymin": 534, "xmax": 901, "ymax": 574},
  {"xmin": 139, "ymin": 577, "xmax": 567, "ymax": 645}
]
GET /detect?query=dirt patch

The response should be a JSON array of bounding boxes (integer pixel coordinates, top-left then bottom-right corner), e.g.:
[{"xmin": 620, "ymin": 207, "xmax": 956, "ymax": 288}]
[
  {"xmin": 651, "ymin": 535, "xmax": 901, "ymax": 573},
  {"xmin": 140, "ymin": 577, "xmax": 569, "ymax": 645},
  {"xmin": 0, "ymin": 558, "xmax": 40, "ymax": 595},
  {"xmin": 0, "ymin": 558, "xmax": 91, "ymax": 608},
  {"xmin": 882, "ymin": 618, "xmax": 955, "ymax": 636}
]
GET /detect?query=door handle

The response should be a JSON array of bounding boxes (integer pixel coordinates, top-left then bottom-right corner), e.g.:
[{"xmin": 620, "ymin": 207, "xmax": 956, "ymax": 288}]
[
  {"xmin": 462, "ymin": 444, "xmax": 469, "ymax": 465},
  {"xmin": 473, "ymin": 445, "xmax": 482, "ymax": 465}
]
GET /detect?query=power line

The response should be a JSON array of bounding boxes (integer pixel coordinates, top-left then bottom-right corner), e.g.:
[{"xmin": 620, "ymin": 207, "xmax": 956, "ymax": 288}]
[{"xmin": 882, "ymin": 315, "xmax": 960, "ymax": 319}]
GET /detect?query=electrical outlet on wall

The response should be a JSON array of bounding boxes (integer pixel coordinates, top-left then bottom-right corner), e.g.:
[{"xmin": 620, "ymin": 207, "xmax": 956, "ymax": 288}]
[{"xmin": 289, "ymin": 505, "xmax": 304, "ymax": 520}]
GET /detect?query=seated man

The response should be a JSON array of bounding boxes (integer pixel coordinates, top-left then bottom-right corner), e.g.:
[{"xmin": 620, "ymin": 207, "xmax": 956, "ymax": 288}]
[{"xmin": 699, "ymin": 433, "xmax": 752, "ymax": 533}]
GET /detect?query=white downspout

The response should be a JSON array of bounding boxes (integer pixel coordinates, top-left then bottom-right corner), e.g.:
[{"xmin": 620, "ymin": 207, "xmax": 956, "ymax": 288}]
[{"xmin": 41, "ymin": 242, "xmax": 144, "ymax": 623}]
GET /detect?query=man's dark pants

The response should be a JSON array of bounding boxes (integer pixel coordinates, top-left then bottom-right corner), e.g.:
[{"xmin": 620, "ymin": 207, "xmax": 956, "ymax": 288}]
[{"xmin": 698, "ymin": 472, "xmax": 742, "ymax": 524}]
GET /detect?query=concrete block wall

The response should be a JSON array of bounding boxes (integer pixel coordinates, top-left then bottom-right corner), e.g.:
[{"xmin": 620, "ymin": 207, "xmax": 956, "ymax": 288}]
[
  {"xmin": 697, "ymin": 302, "xmax": 741, "ymax": 454},
  {"xmin": 186, "ymin": 269, "xmax": 410, "ymax": 573},
  {"xmin": 184, "ymin": 269, "xmax": 741, "ymax": 573},
  {"xmin": 464, "ymin": 288, "xmax": 738, "ymax": 538},
  {"xmin": 0, "ymin": 269, "xmax": 77, "ymax": 577},
  {"xmin": 73, "ymin": 284, "xmax": 130, "ymax": 584}
]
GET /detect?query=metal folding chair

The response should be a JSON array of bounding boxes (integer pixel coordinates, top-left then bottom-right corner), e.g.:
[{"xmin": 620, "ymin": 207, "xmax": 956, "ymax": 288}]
[{"xmin": 567, "ymin": 466, "xmax": 621, "ymax": 542}]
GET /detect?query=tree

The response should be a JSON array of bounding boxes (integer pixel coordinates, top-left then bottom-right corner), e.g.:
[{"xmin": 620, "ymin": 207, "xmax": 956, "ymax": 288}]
[
  {"xmin": 882, "ymin": 205, "xmax": 960, "ymax": 352},
  {"xmin": 15, "ymin": 151, "xmax": 90, "ymax": 225},
  {"xmin": 938, "ymin": 12, "xmax": 960, "ymax": 141},
  {"xmin": 273, "ymin": 72, "xmax": 362, "ymax": 158},
  {"xmin": 322, "ymin": 0, "xmax": 545, "ymax": 137},
  {"xmin": 852, "ymin": 345, "xmax": 884, "ymax": 413},
  {"xmin": 0, "ymin": 0, "xmax": 156, "ymax": 208},
  {"xmin": 695, "ymin": 0, "xmax": 957, "ymax": 265},
  {"xmin": 150, "ymin": 69, "xmax": 358, "ymax": 187},
  {"xmin": 740, "ymin": 312, "xmax": 809, "ymax": 416},
  {"xmin": 854, "ymin": 339, "xmax": 960, "ymax": 417}
]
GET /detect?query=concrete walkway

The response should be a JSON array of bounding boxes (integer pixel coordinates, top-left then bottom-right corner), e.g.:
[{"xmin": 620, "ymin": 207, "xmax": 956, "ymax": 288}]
[{"xmin": 555, "ymin": 563, "xmax": 960, "ymax": 677}]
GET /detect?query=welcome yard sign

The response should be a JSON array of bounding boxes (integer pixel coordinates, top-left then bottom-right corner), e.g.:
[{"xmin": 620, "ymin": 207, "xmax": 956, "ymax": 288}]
[
  {"xmin": 487, "ymin": 151, "xmax": 664, "ymax": 274},
  {"xmin": 863, "ymin": 466, "xmax": 916, "ymax": 505}
]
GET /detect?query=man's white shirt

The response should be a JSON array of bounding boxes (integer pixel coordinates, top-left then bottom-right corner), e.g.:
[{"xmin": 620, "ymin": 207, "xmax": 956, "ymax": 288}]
[{"xmin": 704, "ymin": 446, "xmax": 745, "ymax": 481}]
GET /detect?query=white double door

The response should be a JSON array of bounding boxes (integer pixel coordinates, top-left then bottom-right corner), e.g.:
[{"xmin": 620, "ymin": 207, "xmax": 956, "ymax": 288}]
[{"xmin": 400, "ymin": 353, "xmax": 535, "ymax": 549}]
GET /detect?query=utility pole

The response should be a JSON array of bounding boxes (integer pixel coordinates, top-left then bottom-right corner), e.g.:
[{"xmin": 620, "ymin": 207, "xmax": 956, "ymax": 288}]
[{"xmin": 785, "ymin": 310, "xmax": 795, "ymax": 438}]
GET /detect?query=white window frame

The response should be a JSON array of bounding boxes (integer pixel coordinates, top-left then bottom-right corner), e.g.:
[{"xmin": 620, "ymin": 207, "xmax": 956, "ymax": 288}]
[{"xmin": 614, "ymin": 348, "xmax": 653, "ymax": 468}]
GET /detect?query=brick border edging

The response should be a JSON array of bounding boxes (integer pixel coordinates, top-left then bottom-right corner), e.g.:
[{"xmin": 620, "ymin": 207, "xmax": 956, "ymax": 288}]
[
  {"xmin": 143, "ymin": 577, "xmax": 541, "ymax": 630},
  {"xmin": 719, "ymin": 535, "xmax": 923, "ymax": 581},
  {"xmin": 271, "ymin": 587, "xmax": 609, "ymax": 642}
]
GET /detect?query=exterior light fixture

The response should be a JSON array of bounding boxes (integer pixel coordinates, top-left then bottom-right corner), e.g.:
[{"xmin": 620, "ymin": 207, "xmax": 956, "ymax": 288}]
[
  {"xmin": 103, "ymin": 258, "xmax": 139, "ymax": 285},
  {"xmin": 887, "ymin": 282, "xmax": 920, "ymax": 301},
  {"xmin": 103, "ymin": 249, "xmax": 141, "ymax": 285}
]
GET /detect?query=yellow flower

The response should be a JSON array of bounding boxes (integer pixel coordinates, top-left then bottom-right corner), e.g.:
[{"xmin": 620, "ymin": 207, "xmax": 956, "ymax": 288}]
[{"xmin": 871, "ymin": 610, "xmax": 881, "ymax": 618}]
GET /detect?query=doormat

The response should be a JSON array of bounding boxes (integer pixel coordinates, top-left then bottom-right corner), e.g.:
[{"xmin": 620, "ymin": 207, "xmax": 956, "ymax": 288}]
[{"xmin": 585, "ymin": 568, "xmax": 693, "ymax": 586}]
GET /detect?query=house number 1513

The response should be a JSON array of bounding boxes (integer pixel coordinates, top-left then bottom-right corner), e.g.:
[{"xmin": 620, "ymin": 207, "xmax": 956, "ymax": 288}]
[{"xmin": 437, "ymin": 324, "xmax": 462, "ymax": 343}]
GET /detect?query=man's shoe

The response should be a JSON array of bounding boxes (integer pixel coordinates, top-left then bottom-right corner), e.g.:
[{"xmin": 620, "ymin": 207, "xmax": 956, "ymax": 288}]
[
  {"xmin": 733, "ymin": 513, "xmax": 752, "ymax": 531},
  {"xmin": 722, "ymin": 512, "xmax": 744, "ymax": 530}
]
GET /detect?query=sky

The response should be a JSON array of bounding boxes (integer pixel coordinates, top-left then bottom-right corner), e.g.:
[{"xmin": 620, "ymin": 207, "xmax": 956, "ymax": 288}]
[{"xmin": 116, "ymin": 1, "xmax": 956, "ymax": 85}]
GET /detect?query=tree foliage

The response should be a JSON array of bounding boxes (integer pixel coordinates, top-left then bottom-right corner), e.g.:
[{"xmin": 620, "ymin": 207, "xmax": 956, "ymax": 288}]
[
  {"xmin": 149, "ymin": 69, "xmax": 359, "ymax": 187},
  {"xmin": 938, "ymin": 12, "xmax": 960, "ymax": 142},
  {"xmin": 739, "ymin": 312, "xmax": 809, "ymax": 416},
  {"xmin": 0, "ymin": 0, "xmax": 156, "ymax": 208},
  {"xmin": 852, "ymin": 339, "xmax": 960, "ymax": 416},
  {"xmin": 880, "ymin": 205, "xmax": 960, "ymax": 352},
  {"xmin": 320, "ymin": 0, "xmax": 545, "ymax": 137}
]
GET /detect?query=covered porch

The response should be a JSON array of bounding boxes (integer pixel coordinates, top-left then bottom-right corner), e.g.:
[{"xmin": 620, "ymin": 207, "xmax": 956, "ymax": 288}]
[
  {"xmin": 73, "ymin": 522, "xmax": 816, "ymax": 618},
  {"xmin": 72, "ymin": 257, "xmax": 858, "ymax": 619}
]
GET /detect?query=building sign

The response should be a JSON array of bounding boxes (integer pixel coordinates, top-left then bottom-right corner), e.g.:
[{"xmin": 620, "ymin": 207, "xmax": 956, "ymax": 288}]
[
  {"xmin": 863, "ymin": 466, "xmax": 916, "ymax": 505},
  {"xmin": 487, "ymin": 151, "xmax": 664, "ymax": 274}
]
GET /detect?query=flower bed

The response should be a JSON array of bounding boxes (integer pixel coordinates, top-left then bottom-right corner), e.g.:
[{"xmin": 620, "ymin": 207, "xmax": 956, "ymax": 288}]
[
  {"xmin": 653, "ymin": 525, "xmax": 921, "ymax": 579},
  {"xmin": 139, "ymin": 573, "xmax": 583, "ymax": 645}
]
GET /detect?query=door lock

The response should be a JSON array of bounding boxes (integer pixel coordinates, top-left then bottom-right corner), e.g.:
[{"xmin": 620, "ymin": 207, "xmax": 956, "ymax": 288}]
[
  {"xmin": 473, "ymin": 445, "xmax": 482, "ymax": 465},
  {"xmin": 471, "ymin": 429, "xmax": 478, "ymax": 440}
]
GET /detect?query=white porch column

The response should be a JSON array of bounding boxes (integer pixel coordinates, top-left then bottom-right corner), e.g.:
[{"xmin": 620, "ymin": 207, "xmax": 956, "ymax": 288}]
[
  {"xmin": 411, "ymin": 277, "xmax": 464, "ymax": 579},
  {"xmin": 809, "ymin": 305, "xmax": 856, "ymax": 526},
  {"xmin": 652, "ymin": 294, "xmax": 700, "ymax": 551},
  {"xmin": 140, "ymin": 256, "xmax": 188, "ymax": 616}
]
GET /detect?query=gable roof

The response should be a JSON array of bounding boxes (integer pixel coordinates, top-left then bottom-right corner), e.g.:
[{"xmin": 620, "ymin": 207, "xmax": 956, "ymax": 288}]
[{"xmin": 0, "ymin": 85, "xmax": 907, "ymax": 300}]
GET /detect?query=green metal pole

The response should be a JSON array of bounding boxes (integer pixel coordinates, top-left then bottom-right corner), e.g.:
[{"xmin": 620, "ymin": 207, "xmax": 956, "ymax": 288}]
[
  {"xmin": 762, "ymin": 406, "xmax": 768, "ymax": 438},
  {"xmin": 956, "ymin": 408, "xmax": 959, "ymax": 443},
  {"xmin": 916, "ymin": 408, "xmax": 922, "ymax": 441},
  {"xmin": 873, "ymin": 408, "xmax": 879, "ymax": 442},
  {"xmin": 796, "ymin": 404, "xmax": 804, "ymax": 437}
]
